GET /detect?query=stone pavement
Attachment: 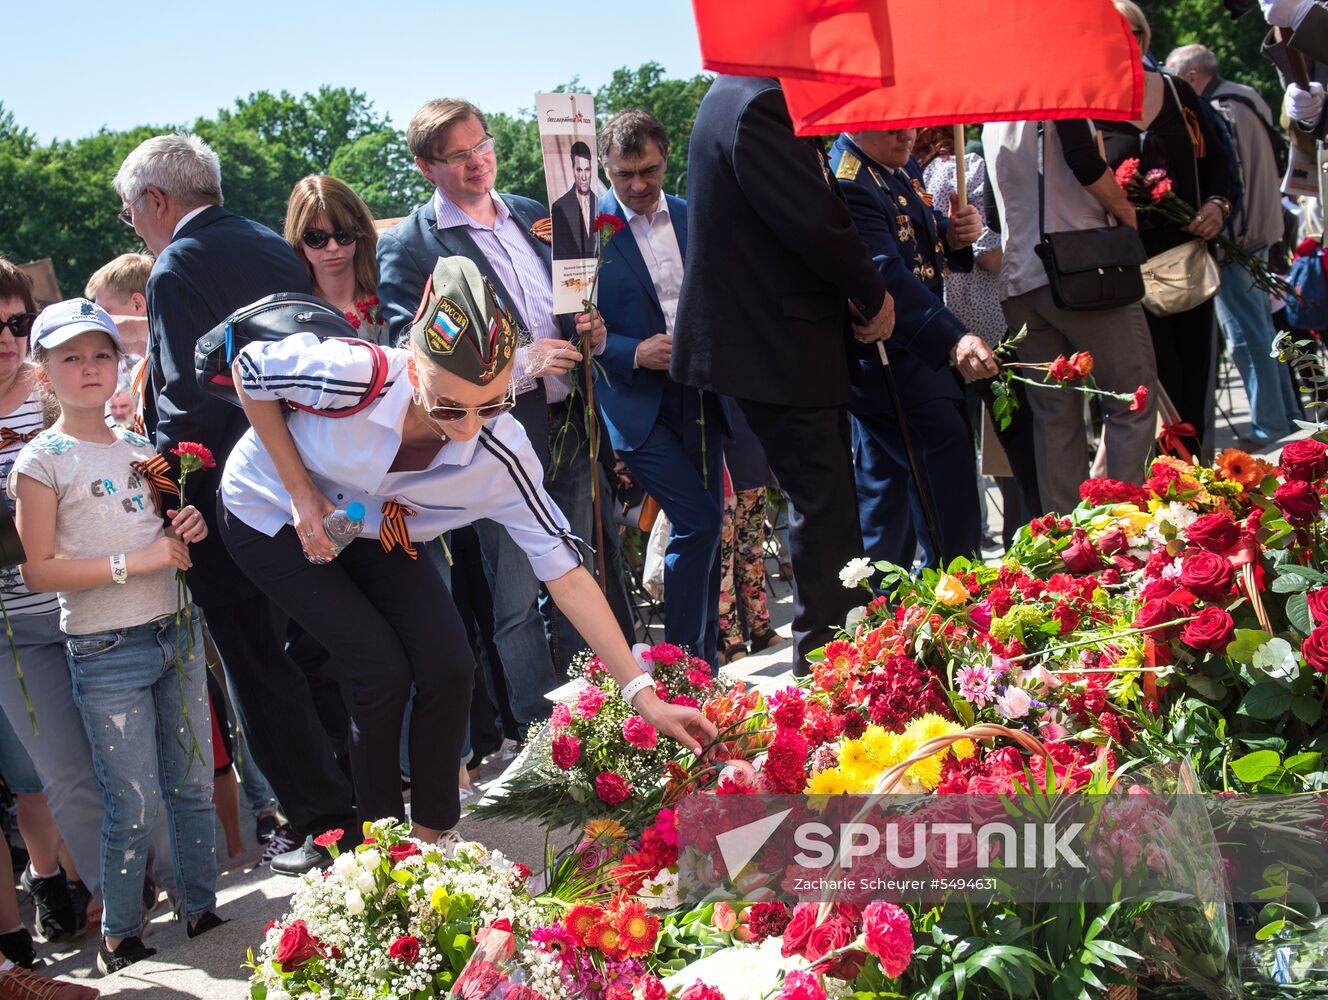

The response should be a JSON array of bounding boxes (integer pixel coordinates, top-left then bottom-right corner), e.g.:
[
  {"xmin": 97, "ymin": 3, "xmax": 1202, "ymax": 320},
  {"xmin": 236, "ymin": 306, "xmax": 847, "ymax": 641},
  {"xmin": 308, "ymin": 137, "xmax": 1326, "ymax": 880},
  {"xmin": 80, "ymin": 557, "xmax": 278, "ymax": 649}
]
[{"xmin": 30, "ymin": 357, "xmax": 1298, "ymax": 997}]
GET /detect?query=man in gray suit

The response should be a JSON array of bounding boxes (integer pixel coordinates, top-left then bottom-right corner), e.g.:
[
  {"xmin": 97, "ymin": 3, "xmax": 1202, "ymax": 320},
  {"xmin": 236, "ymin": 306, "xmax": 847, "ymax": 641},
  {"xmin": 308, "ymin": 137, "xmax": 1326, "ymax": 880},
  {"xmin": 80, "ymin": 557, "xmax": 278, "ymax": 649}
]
[{"xmin": 377, "ymin": 99, "xmax": 627, "ymax": 727}]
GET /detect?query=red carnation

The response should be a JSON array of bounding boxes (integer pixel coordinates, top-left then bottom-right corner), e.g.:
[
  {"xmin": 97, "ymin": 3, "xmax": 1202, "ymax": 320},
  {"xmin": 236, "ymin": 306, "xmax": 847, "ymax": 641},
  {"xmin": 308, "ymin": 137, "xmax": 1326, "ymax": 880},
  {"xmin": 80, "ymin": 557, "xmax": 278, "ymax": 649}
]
[
  {"xmin": 1150, "ymin": 177, "xmax": 1173, "ymax": 203},
  {"xmin": 745, "ymin": 901, "xmax": 791, "ymax": 943},
  {"xmin": 1274, "ymin": 479, "xmax": 1322, "ymax": 524},
  {"xmin": 593, "ymin": 213, "xmax": 626, "ymax": 238},
  {"xmin": 771, "ymin": 690, "xmax": 806, "ymax": 731},
  {"xmin": 762, "ymin": 729, "xmax": 810, "ymax": 793},
  {"xmin": 1069, "ymin": 351, "xmax": 1094, "ymax": 377},
  {"xmin": 313, "ymin": 828, "xmax": 343, "ymax": 848},
  {"xmin": 1280, "ymin": 438, "xmax": 1328, "ymax": 482},
  {"xmin": 551, "ymin": 733, "xmax": 581, "ymax": 770},
  {"xmin": 388, "ymin": 842, "xmax": 420, "ymax": 866},
  {"xmin": 594, "ymin": 771, "xmax": 632, "ymax": 806},
  {"xmin": 388, "ymin": 934, "xmax": 421, "ymax": 963},
  {"xmin": 171, "ymin": 441, "xmax": 216, "ymax": 470},
  {"xmin": 622, "ymin": 715, "xmax": 658, "ymax": 749},
  {"xmin": 1129, "ymin": 386, "xmax": 1149, "ymax": 412},
  {"xmin": 275, "ymin": 920, "xmax": 323, "ymax": 971},
  {"xmin": 1180, "ymin": 606, "xmax": 1235, "ymax": 654},
  {"xmin": 1114, "ymin": 157, "xmax": 1140, "ymax": 187},
  {"xmin": 1079, "ymin": 477, "xmax": 1147, "ymax": 507}
]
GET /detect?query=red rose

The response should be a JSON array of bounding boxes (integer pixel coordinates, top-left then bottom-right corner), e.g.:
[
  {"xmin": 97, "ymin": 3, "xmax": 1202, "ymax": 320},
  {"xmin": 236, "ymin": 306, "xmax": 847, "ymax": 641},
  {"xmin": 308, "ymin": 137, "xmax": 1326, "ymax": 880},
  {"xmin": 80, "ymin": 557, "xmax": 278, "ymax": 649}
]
[
  {"xmin": 1186, "ymin": 512, "xmax": 1241, "ymax": 553},
  {"xmin": 1179, "ymin": 550, "xmax": 1235, "ymax": 604},
  {"xmin": 806, "ymin": 916, "xmax": 866, "ymax": 979},
  {"xmin": 1303, "ymin": 626, "xmax": 1328, "ymax": 672},
  {"xmin": 1309, "ymin": 588, "xmax": 1328, "ymax": 626},
  {"xmin": 388, "ymin": 934, "xmax": 421, "ymax": 963},
  {"xmin": 1048, "ymin": 356, "xmax": 1077, "ymax": 383},
  {"xmin": 551, "ymin": 734, "xmax": 580, "ymax": 770},
  {"xmin": 275, "ymin": 919, "xmax": 322, "ymax": 970},
  {"xmin": 1130, "ymin": 385, "xmax": 1149, "ymax": 412},
  {"xmin": 780, "ymin": 902, "xmax": 820, "ymax": 957},
  {"xmin": 1274, "ymin": 479, "xmax": 1322, "ymax": 524},
  {"xmin": 388, "ymin": 842, "xmax": 420, "ymax": 866},
  {"xmin": 1061, "ymin": 532, "xmax": 1103, "ymax": 575},
  {"xmin": 1180, "ymin": 607, "xmax": 1235, "ymax": 654},
  {"xmin": 1133, "ymin": 598, "xmax": 1185, "ymax": 638},
  {"xmin": 1280, "ymin": 438, "xmax": 1328, "ymax": 482},
  {"xmin": 1097, "ymin": 528, "xmax": 1127, "ymax": 555},
  {"xmin": 594, "ymin": 771, "xmax": 632, "ymax": 806},
  {"xmin": 313, "ymin": 828, "xmax": 343, "ymax": 848}
]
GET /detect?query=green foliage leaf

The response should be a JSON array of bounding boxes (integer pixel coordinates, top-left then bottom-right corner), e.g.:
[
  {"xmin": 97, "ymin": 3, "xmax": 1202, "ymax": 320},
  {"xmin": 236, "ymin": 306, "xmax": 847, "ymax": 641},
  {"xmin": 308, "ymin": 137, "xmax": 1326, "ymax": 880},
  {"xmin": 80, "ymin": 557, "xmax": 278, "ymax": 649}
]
[
  {"xmin": 1287, "ymin": 591, "xmax": 1313, "ymax": 636},
  {"xmin": 1227, "ymin": 629, "xmax": 1274, "ymax": 665},
  {"xmin": 1291, "ymin": 696, "xmax": 1322, "ymax": 726},
  {"xmin": 1230, "ymin": 749, "xmax": 1282, "ymax": 784},
  {"xmin": 1238, "ymin": 682, "xmax": 1293, "ymax": 720},
  {"xmin": 1272, "ymin": 573, "xmax": 1312, "ymax": 594}
]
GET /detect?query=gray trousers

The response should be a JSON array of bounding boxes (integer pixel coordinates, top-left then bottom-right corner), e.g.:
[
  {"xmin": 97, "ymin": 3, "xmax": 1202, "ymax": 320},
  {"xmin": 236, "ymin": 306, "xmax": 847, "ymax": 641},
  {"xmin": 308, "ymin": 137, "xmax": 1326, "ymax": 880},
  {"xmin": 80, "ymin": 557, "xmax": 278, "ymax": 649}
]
[
  {"xmin": 0, "ymin": 611, "xmax": 106, "ymax": 895},
  {"xmin": 1001, "ymin": 285, "xmax": 1158, "ymax": 516}
]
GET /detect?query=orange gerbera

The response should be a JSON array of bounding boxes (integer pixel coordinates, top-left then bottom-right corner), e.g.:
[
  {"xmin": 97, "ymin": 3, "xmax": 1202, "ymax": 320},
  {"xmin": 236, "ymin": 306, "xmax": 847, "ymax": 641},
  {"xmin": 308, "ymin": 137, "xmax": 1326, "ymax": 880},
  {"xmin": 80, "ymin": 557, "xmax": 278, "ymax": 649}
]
[
  {"xmin": 583, "ymin": 818, "xmax": 628, "ymax": 843},
  {"xmin": 1215, "ymin": 449, "xmax": 1274, "ymax": 489},
  {"xmin": 584, "ymin": 917, "xmax": 625, "ymax": 958},
  {"xmin": 611, "ymin": 899, "xmax": 659, "ymax": 958},
  {"xmin": 820, "ymin": 640, "xmax": 862, "ymax": 678},
  {"xmin": 564, "ymin": 902, "xmax": 604, "ymax": 946}
]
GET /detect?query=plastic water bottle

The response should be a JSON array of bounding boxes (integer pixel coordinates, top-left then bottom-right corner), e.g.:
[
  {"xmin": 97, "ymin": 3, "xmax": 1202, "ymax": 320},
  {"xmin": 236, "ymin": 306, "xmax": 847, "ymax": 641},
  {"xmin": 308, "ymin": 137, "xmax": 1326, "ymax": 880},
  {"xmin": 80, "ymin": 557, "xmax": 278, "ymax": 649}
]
[{"xmin": 307, "ymin": 502, "xmax": 366, "ymax": 564}]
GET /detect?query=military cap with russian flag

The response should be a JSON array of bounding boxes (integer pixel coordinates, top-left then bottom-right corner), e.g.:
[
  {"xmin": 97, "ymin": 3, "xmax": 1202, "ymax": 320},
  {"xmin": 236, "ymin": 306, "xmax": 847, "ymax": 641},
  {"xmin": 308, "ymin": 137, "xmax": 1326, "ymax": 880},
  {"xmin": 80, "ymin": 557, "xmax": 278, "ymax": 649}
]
[{"xmin": 408, "ymin": 256, "xmax": 516, "ymax": 386}]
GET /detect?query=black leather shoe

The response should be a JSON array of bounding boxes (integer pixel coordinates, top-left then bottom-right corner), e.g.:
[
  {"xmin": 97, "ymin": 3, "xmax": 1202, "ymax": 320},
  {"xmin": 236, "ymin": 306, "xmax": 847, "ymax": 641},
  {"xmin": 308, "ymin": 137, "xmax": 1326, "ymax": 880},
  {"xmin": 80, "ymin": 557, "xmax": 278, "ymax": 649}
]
[
  {"xmin": 269, "ymin": 835, "xmax": 332, "ymax": 876},
  {"xmin": 186, "ymin": 911, "xmax": 228, "ymax": 939}
]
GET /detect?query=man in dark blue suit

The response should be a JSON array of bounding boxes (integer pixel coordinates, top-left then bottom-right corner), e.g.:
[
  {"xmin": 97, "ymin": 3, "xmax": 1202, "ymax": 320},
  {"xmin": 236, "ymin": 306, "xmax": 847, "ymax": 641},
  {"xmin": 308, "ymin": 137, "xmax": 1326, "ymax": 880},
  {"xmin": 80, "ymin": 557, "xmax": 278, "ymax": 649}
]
[
  {"xmin": 113, "ymin": 133, "xmax": 356, "ymax": 873},
  {"xmin": 593, "ymin": 110, "xmax": 728, "ymax": 664},
  {"xmin": 829, "ymin": 129, "xmax": 998, "ymax": 569},
  {"xmin": 671, "ymin": 76, "xmax": 895, "ymax": 670}
]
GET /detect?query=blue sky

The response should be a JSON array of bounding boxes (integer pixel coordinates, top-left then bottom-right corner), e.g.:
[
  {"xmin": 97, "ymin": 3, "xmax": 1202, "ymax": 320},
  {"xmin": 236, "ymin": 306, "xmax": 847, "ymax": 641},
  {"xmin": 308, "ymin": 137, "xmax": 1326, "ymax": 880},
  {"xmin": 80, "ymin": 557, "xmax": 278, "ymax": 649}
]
[{"xmin": 9, "ymin": 0, "xmax": 707, "ymax": 141}]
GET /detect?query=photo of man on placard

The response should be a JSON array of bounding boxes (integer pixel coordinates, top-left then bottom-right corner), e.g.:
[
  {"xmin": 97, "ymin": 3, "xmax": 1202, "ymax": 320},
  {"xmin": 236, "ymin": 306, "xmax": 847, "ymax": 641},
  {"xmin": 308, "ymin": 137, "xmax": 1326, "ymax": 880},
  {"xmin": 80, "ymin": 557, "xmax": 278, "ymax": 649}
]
[{"xmin": 551, "ymin": 140, "xmax": 598, "ymax": 260}]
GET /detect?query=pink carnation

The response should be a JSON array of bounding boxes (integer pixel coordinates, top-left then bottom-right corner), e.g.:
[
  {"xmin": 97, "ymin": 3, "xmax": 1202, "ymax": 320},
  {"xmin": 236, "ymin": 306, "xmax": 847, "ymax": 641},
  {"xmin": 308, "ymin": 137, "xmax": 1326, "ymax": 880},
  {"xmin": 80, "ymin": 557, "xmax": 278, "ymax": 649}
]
[
  {"xmin": 862, "ymin": 901, "xmax": 913, "ymax": 978},
  {"xmin": 550, "ymin": 703, "xmax": 572, "ymax": 730},
  {"xmin": 575, "ymin": 686, "xmax": 607, "ymax": 719},
  {"xmin": 551, "ymin": 734, "xmax": 581, "ymax": 770},
  {"xmin": 594, "ymin": 771, "xmax": 632, "ymax": 806},
  {"xmin": 643, "ymin": 643, "xmax": 685, "ymax": 666},
  {"xmin": 778, "ymin": 969, "xmax": 828, "ymax": 1000},
  {"xmin": 622, "ymin": 715, "xmax": 659, "ymax": 749}
]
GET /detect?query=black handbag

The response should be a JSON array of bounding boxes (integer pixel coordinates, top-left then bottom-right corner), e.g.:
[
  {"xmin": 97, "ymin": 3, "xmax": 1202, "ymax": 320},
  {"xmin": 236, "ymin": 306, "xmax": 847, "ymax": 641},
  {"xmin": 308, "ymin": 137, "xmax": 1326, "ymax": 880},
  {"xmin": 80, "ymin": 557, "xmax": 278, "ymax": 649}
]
[
  {"xmin": 1033, "ymin": 123, "xmax": 1147, "ymax": 312},
  {"xmin": 195, "ymin": 293, "xmax": 388, "ymax": 415}
]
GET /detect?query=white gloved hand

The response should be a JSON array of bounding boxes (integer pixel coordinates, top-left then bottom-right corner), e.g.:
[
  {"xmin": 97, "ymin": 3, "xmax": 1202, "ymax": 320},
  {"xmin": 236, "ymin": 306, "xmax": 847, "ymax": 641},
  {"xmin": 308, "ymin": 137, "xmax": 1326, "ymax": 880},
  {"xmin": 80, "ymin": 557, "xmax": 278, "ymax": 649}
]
[
  {"xmin": 1262, "ymin": 0, "xmax": 1317, "ymax": 28},
  {"xmin": 1288, "ymin": 81, "xmax": 1326, "ymax": 124}
]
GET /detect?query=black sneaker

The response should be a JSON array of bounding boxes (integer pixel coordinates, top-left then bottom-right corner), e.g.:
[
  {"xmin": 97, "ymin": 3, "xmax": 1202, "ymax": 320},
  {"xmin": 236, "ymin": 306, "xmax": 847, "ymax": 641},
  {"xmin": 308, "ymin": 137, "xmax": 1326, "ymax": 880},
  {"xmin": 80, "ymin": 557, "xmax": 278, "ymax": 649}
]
[
  {"xmin": 67, "ymin": 878, "xmax": 92, "ymax": 935},
  {"xmin": 0, "ymin": 927, "xmax": 36, "ymax": 969},
  {"xmin": 186, "ymin": 911, "xmax": 227, "ymax": 939},
  {"xmin": 257, "ymin": 825, "xmax": 298, "ymax": 869},
  {"xmin": 19, "ymin": 868, "xmax": 76, "ymax": 942},
  {"xmin": 269, "ymin": 835, "xmax": 331, "ymax": 876},
  {"xmin": 255, "ymin": 812, "xmax": 281, "ymax": 844},
  {"xmin": 97, "ymin": 935, "xmax": 156, "ymax": 976}
]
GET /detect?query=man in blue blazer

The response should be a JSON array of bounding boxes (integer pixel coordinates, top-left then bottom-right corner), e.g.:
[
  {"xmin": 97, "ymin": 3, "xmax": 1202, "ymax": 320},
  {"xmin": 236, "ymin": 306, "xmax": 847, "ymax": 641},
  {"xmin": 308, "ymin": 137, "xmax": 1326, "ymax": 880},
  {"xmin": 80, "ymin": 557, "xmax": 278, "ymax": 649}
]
[
  {"xmin": 594, "ymin": 110, "xmax": 728, "ymax": 665},
  {"xmin": 113, "ymin": 133, "xmax": 356, "ymax": 874},
  {"xmin": 829, "ymin": 129, "xmax": 998, "ymax": 569}
]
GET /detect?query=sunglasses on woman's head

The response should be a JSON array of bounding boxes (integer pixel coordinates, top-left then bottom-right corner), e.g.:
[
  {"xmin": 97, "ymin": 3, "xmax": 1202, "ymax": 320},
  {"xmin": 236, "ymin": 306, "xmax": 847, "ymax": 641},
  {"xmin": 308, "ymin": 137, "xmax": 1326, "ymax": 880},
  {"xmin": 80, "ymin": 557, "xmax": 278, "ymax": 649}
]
[
  {"xmin": 301, "ymin": 228, "xmax": 358, "ymax": 250},
  {"xmin": 424, "ymin": 386, "xmax": 516, "ymax": 423},
  {"xmin": 0, "ymin": 314, "xmax": 35, "ymax": 339}
]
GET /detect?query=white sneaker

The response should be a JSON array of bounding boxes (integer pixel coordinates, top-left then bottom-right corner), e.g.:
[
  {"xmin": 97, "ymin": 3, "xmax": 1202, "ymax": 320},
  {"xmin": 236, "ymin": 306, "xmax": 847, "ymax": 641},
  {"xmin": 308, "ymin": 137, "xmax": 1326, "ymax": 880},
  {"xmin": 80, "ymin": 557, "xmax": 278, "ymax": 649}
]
[
  {"xmin": 497, "ymin": 738, "xmax": 522, "ymax": 761},
  {"xmin": 459, "ymin": 785, "xmax": 480, "ymax": 809},
  {"xmin": 435, "ymin": 829, "xmax": 464, "ymax": 858}
]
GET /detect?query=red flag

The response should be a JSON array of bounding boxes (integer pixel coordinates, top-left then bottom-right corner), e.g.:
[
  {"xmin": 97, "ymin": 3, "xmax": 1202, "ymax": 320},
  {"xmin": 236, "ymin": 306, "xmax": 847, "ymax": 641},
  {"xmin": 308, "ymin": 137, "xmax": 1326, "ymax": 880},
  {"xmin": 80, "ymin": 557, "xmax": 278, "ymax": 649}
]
[
  {"xmin": 691, "ymin": 0, "xmax": 895, "ymax": 87},
  {"xmin": 779, "ymin": 0, "xmax": 1143, "ymax": 134}
]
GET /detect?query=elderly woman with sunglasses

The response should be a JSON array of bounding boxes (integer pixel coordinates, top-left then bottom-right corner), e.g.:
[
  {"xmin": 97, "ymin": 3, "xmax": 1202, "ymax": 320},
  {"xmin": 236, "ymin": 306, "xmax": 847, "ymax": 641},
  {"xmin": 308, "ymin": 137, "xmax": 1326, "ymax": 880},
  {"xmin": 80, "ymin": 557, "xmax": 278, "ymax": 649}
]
[
  {"xmin": 284, "ymin": 176, "xmax": 388, "ymax": 345},
  {"xmin": 217, "ymin": 256, "xmax": 716, "ymax": 850}
]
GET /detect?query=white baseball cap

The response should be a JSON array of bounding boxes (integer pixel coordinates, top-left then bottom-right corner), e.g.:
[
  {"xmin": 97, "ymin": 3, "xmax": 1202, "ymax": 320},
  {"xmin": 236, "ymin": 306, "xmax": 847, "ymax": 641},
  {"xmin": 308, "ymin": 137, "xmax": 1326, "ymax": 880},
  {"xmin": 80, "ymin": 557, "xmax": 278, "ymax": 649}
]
[{"xmin": 31, "ymin": 298, "xmax": 123, "ymax": 352}]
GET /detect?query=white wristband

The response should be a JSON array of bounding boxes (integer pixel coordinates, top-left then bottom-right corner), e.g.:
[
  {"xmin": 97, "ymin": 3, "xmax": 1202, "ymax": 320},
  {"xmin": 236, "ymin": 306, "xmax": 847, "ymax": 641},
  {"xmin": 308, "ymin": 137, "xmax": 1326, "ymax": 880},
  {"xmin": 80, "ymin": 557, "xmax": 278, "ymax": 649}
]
[
  {"xmin": 619, "ymin": 673, "xmax": 656, "ymax": 707},
  {"xmin": 110, "ymin": 553, "xmax": 128, "ymax": 585}
]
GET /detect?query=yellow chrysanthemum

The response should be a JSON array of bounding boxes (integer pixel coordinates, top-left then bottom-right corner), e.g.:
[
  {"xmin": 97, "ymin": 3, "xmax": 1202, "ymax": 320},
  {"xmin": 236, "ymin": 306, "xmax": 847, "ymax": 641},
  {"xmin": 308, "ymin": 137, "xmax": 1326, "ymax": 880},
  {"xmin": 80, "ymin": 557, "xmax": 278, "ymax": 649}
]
[
  {"xmin": 806, "ymin": 768, "xmax": 850, "ymax": 796},
  {"xmin": 837, "ymin": 739, "xmax": 877, "ymax": 779},
  {"xmin": 906, "ymin": 754, "xmax": 944, "ymax": 791},
  {"xmin": 904, "ymin": 713, "xmax": 961, "ymax": 747}
]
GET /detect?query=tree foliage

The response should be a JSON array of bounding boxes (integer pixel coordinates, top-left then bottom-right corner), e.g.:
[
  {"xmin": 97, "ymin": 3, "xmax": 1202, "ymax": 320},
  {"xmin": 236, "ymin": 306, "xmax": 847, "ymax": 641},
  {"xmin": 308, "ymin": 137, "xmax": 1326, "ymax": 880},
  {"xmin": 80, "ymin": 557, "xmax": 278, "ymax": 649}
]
[
  {"xmin": 1142, "ymin": 0, "xmax": 1283, "ymax": 107},
  {"xmin": 0, "ymin": 67, "xmax": 714, "ymax": 294}
]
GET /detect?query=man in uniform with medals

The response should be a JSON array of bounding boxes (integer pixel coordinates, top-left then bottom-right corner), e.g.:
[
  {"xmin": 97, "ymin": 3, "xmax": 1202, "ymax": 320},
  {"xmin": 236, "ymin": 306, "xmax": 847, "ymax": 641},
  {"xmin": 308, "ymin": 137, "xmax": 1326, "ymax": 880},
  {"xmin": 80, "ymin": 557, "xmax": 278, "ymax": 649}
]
[{"xmin": 830, "ymin": 128, "xmax": 999, "ymax": 569}]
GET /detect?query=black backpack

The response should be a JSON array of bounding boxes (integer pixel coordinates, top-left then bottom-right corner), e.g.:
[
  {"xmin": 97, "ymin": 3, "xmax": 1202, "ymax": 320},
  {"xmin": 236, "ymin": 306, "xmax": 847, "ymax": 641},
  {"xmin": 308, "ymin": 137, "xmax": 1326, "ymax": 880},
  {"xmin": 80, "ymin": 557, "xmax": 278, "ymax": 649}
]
[{"xmin": 1217, "ymin": 90, "xmax": 1291, "ymax": 178}]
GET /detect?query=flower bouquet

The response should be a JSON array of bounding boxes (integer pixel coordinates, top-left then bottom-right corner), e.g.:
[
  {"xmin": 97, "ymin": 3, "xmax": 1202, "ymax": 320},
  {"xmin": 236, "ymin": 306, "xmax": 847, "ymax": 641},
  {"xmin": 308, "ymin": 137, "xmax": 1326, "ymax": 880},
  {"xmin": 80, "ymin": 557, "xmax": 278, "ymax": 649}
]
[{"xmin": 990, "ymin": 331, "xmax": 1149, "ymax": 432}]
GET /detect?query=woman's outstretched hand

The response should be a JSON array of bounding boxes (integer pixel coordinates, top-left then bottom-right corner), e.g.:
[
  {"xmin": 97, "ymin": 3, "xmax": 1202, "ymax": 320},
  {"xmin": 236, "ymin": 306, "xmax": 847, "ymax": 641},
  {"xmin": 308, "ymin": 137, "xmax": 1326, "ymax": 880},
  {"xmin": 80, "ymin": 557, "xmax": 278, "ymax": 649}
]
[{"xmin": 635, "ymin": 692, "xmax": 718, "ymax": 756}]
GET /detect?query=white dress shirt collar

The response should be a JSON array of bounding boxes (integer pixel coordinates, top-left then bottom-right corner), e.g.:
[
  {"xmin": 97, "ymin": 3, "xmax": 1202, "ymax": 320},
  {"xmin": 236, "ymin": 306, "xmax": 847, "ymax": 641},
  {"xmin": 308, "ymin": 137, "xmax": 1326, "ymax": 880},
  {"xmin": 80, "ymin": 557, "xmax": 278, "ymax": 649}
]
[
  {"xmin": 433, "ymin": 187, "xmax": 509, "ymax": 231},
  {"xmin": 616, "ymin": 191, "xmax": 669, "ymax": 225},
  {"xmin": 172, "ymin": 204, "xmax": 211, "ymax": 238}
]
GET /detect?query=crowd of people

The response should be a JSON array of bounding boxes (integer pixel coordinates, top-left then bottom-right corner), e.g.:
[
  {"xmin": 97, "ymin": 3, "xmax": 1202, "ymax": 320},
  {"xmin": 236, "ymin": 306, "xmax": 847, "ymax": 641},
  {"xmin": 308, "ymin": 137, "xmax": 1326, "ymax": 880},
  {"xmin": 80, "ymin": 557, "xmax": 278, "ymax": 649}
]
[{"xmin": 0, "ymin": 0, "xmax": 1321, "ymax": 994}]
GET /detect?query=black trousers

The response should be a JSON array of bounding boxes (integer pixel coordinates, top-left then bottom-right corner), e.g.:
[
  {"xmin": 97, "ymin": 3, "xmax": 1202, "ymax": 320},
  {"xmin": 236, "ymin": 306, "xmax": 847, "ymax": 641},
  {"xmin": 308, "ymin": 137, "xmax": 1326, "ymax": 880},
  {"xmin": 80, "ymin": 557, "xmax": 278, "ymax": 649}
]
[
  {"xmin": 1147, "ymin": 300, "xmax": 1217, "ymax": 465},
  {"xmin": 219, "ymin": 503, "xmax": 474, "ymax": 832},
  {"xmin": 737, "ymin": 399, "xmax": 863, "ymax": 671}
]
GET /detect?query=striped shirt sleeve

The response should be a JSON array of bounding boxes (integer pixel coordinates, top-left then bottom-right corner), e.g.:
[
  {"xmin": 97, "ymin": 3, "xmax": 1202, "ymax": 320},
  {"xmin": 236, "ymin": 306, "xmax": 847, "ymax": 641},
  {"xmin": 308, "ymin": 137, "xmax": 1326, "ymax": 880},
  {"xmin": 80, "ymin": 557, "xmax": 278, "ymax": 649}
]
[{"xmin": 236, "ymin": 333, "xmax": 385, "ymax": 412}]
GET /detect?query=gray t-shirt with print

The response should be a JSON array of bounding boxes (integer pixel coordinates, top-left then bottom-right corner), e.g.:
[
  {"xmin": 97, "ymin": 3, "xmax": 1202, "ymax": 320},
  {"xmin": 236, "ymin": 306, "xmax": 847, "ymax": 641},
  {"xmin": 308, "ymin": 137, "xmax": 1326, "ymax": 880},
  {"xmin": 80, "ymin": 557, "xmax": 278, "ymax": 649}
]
[{"xmin": 8, "ymin": 427, "xmax": 183, "ymax": 635}]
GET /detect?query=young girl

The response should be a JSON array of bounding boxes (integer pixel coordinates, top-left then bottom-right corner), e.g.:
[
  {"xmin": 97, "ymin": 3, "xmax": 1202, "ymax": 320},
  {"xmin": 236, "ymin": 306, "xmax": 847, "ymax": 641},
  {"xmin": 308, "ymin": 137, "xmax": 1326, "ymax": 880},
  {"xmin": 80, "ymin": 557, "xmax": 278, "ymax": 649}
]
[{"xmin": 8, "ymin": 298, "xmax": 222, "ymax": 975}]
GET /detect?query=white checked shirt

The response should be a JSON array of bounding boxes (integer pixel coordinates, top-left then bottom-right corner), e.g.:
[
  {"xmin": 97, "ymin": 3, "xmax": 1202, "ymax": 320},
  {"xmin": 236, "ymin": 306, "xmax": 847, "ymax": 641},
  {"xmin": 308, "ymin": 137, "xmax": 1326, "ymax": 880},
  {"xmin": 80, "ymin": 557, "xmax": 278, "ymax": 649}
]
[
  {"xmin": 220, "ymin": 334, "xmax": 582, "ymax": 581},
  {"xmin": 618, "ymin": 193, "xmax": 684, "ymax": 340}
]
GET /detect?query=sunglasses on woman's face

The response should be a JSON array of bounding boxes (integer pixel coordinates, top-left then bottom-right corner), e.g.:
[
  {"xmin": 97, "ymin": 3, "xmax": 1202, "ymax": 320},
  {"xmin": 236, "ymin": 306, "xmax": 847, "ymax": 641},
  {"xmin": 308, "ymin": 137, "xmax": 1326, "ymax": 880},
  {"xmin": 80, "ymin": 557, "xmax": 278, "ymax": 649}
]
[
  {"xmin": 0, "ymin": 314, "xmax": 35, "ymax": 339},
  {"xmin": 301, "ymin": 228, "xmax": 358, "ymax": 250},
  {"xmin": 423, "ymin": 385, "xmax": 516, "ymax": 423}
]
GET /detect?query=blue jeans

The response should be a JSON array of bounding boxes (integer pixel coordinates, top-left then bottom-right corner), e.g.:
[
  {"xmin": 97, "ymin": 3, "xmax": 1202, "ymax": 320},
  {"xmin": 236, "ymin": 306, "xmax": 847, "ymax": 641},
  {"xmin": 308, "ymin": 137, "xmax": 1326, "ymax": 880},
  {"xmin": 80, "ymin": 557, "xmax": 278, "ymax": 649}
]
[
  {"xmin": 1216, "ymin": 249, "xmax": 1301, "ymax": 442},
  {"xmin": 66, "ymin": 613, "xmax": 216, "ymax": 939}
]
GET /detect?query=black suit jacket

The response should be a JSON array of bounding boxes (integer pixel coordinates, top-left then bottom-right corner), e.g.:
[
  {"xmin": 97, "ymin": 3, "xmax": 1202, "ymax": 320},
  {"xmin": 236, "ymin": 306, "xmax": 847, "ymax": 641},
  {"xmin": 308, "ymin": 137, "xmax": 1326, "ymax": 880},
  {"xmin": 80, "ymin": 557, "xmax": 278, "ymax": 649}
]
[
  {"xmin": 550, "ymin": 186, "xmax": 598, "ymax": 259},
  {"xmin": 670, "ymin": 76, "xmax": 888, "ymax": 407},
  {"xmin": 144, "ymin": 205, "xmax": 310, "ymax": 607}
]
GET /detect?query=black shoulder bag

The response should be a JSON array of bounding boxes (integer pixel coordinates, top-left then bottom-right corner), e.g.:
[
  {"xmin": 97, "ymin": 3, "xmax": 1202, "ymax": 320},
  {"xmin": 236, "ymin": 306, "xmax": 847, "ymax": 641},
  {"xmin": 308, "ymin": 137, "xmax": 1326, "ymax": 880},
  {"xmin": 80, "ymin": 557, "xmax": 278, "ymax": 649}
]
[{"xmin": 1033, "ymin": 122, "xmax": 1147, "ymax": 311}]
